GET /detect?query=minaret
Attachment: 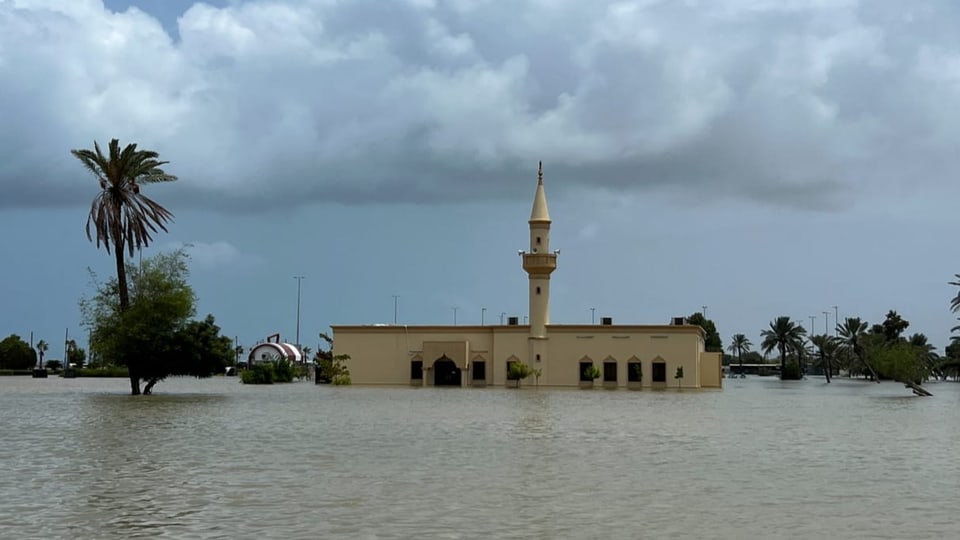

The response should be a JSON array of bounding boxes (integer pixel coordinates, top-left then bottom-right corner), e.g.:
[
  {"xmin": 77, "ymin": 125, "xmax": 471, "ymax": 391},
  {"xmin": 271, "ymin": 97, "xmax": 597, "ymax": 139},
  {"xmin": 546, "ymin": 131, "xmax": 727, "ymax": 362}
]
[{"xmin": 522, "ymin": 162, "xmax": 557, "ymax": 370}]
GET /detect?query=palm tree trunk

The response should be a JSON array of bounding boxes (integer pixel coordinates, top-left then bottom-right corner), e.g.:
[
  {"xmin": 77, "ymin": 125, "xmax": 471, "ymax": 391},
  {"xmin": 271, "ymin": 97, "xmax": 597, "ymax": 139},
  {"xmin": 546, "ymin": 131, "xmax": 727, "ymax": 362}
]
[
  {"xmin": 113, "ymin": 233, "xmax": 139, "ymax": 394},
  {"xmin": 824, "ymin": 350, "xmax": 831, "ymax": 383},
  {"xmin": 738, "ymin": 348, "xmax": 743, "ymax": 376},
  {"xmin": 114, "ymin": 238, "xmax": 130, "ymax": 310},
  {"xmin": 780, "ymin": 344, "xmax": 786, "ymax": 376}
]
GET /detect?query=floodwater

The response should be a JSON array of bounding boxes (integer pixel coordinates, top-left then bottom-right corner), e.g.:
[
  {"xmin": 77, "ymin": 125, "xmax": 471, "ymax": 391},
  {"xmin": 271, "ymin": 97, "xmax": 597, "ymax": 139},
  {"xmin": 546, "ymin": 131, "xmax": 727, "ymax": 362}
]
[{"xmin": 1, "ymin": 376, "xmax": 958, "ymax": 539}]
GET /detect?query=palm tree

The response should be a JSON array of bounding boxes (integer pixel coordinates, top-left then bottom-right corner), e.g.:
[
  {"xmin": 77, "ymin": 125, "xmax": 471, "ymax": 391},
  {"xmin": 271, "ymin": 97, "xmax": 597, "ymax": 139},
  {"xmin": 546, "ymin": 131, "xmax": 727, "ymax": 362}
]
[
  {"xmin": 809, "ymin": 334, "xmax": 837, "ymax": 383},
  {"xmin": 837, "ymin": 317, "xmax": 878, "ymax": 381},
  {"xmin": 908, "ymin": 333, "xmax": 939, "ymax": 381},
  {"xmin": 72, "ymin": 139, "xmax": 177, "ymax": 395},
  {"xmin": 35, "ymin": 339, "xmax": 48, "ymax": 369},
  {"xmin": 760, "ymin": 316, "xmax": 806, "ymax": 379},
  {"xmin": 71, "ymin": 139, "xmax": 177, "ymax": 312},
  {"xmin": 727, "ymin": 333, "xmax": 752, "ymax": 376},
  {"xmin": 950, "ymin": 274, "xmax": 960, "ymax": 313}
]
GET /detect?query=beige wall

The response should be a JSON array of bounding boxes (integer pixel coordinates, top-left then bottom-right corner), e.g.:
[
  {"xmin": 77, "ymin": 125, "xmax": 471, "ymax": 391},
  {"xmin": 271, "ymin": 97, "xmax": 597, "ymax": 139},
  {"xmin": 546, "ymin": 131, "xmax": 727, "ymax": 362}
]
[
  {"xmin": 333, "ymin": 324, "xmax": 715, "ymax": 389},
  {"xmin": 698, "ymin": 351, "xmax": 723, "ymax": 388}
]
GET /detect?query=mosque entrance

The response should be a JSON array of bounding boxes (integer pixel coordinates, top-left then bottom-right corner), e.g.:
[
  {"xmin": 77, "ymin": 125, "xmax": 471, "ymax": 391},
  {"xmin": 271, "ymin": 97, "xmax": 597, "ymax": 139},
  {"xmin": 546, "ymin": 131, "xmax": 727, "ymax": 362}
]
[{"xmin": 433, "ymin": 356, "xmax": 462, "ymax": 387}]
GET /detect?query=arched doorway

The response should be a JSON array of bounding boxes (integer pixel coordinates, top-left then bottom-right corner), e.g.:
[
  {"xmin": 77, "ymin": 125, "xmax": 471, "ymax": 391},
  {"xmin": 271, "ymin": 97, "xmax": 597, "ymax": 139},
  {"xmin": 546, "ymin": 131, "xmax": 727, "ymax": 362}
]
[{"xmin": 433, "ymin": 355, "xmax": 461, "ymax": 387}]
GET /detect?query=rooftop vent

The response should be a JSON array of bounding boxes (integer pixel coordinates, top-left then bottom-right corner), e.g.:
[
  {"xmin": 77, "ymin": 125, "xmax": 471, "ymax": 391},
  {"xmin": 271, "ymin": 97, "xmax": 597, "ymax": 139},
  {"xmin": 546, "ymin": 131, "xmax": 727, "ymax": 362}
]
[
  {"xmin": 671, "ymin": 317, "xmax": 686, "ymax": 326},
  {"xmin": 601, "ymin": 317, "xmax": 613, "ymax": 326},
  {"xmin": 508, "ymin": 316, "xmax": 519, "ymax": 326}
]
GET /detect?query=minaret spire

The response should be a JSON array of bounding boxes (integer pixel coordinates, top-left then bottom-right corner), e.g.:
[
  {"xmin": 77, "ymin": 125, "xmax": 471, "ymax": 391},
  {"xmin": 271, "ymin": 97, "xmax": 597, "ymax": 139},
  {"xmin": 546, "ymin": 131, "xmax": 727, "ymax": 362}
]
[
  {"xmin": 530, "ymin": 161, "xmax": 551, "ymax": 223},
  {"xmin": 522, "ymin": 161, "xmax": 558, "ymax": 378}
]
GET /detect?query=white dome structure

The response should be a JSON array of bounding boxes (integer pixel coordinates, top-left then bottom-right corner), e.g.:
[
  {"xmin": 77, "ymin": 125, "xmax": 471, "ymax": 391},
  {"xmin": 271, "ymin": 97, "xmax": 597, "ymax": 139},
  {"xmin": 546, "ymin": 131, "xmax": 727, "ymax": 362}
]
[{"xmin": 248, "ymin": 333, "xmax": 303, "ymax": 364}]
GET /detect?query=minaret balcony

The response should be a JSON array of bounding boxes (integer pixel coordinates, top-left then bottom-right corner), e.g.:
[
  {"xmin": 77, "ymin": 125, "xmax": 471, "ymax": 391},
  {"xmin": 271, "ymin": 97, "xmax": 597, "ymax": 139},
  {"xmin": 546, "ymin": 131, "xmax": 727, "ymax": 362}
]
[{"xmin": 522, "ymin": 253, "xmax": 557, "ymax": 276}]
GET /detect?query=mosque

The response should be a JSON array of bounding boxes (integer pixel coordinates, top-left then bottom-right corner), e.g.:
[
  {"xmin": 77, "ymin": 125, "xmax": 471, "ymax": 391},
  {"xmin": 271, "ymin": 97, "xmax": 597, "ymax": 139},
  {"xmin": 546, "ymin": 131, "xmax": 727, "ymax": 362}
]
[{"xmin": 331, "ymin": 164, "xmax": 723, "ymax": 389}]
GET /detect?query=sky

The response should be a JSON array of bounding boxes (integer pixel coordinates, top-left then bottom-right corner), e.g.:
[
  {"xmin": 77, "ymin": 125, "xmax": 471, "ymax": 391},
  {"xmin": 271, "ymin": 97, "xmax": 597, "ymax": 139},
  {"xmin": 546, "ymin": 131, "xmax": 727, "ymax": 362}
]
[{"xmin": 2, "ymin": 0, "xmax": 960, "ymax": 359}]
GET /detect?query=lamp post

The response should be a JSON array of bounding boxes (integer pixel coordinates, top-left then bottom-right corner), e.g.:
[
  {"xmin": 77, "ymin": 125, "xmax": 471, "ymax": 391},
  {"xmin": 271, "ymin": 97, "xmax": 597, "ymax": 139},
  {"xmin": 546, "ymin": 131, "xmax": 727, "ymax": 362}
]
[
  {"xmin": 822, "ymin": 311, "xmax": 830, "ymax": 336},
  {"xmin": 453, "ymin": 306, "xmax": 459, "ymax": 326},
  {"xmin": 500, "ymin": 312, "xmax": 506, "ymax": 325},
  {"xmin": 481, "ymin": 307, "xmax": 486, "ymax": 326},
  {"xmin": 809, "ymin": 315, "xmax": 816, "ymax": 336},
  {"xmin": 590, "ymin": 307, "xmax": 596, "ymax": 325},
  {"xmin": 833, "ymin": 305, "xmax": 839, "ymax": 336},
  {"xmin": 293, "ymin": 275, "xmax": 305, "ymax": 348},
  {"xmin": 702, "ymin": 305, "xmax": 708, "ymax": 319},
  {"xmin": 392, "ymin": 295, "xmax": 400, "ymax": 325}
]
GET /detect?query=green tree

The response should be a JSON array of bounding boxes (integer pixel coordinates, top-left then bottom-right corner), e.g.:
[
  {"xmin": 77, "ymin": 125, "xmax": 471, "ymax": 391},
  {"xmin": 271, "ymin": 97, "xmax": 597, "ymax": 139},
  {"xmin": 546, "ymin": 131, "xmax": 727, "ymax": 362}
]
[
  {"xmin": 315, "ymin": 332, "xmax": 351, "ymax": 385},
  {"xmin": 81, "ymin": 249, "xmax": 229, "ymax": 394},
  {"xmin": 760, "ymin": 316, "xmax": 806, "ymax": 380},
  {"xmin": 727, "ymin": 333, "xmax": 752, "ymax": 375},
  {"xmin": 507, "ymin": 361, "xmax": 534, "ymax": 387},
  {"xmin": 870, "ymin": 310, "xmax": 909, "ymax": 343},
  {"xmin": 872, "ymin": 342, "xmax": 933, "ymax": 395},
  {"xmin": 940, "ymin": 341, "xmax": 960, "ymax": 381},
  {"xmin": 687, "ymin": 312, "xmax": 722, "ymax": 352},
  {"xmin": 145, "ymin": 314, "xmax": 234, "ymax": 393},
  {"xmin": 66, "ymin": 340, "xmax": 86, "ymax": 368},
  {"xmin": 674, "ymin": 365, "xmax": 684, "ymax": 388},
  {"xmin": 0, "ymin": 335, "xmax": 37, "ymax": 370},
  {"xmin": 35, "ymin": 339, "xmax": 48, "ymax": 368}
]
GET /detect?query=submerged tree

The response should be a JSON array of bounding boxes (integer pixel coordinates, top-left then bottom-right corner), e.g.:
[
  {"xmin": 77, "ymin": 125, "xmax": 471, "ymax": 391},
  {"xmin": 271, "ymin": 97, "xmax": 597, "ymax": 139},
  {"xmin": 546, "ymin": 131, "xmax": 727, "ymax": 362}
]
[
  {"xmin": 73, "ymin": 139, "xmax": 177, "ymax": 393},
  {"xmin": 837, "ymin": 317, "xmax": 878, "ymax": 381},
  {"xmin": 315, "ymin": 332, "xmax": 351, "ymax": 385},
  {"xmin": 35, "ymin": 339, "xmax": 48, "ymax": 369},
  {"xmin": 727, "ymin": 333, "xmax": 752, "ymax": 375},
  {"xmin": 809, "ymin": 334, "xmax": 838, "ymax": 383},
  {"xmin": 81, "ymin": 249, "xmax": 232, "ymax": 394},
  {"xmin": 0, "ymin": 335, "xmax": 36, "ymax": 370},
  {"xmin": 760, "ymin": 316, "xmax": 806, "ymax": 380}
]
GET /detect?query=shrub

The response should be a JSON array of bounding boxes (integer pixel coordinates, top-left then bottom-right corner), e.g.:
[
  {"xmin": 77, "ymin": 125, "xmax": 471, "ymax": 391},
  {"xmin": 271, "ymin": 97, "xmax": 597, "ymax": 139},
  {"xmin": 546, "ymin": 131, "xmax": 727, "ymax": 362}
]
[
  {"xmin": 781, "ymin": 361, "xmax": 802, "ymax": 380},
  {"xmin": 507, "ymin": 361, "xmax": 533, "ymax": 387},
  {"xmin": 76, "ymin": 366, "xmax": 130, "ymax": 378},
  {"xmin": 241, "ymin": 363, "xmax": 275, "ymax": 384},
  {"xmin": 582, "ymin": 365, "xmax": 602, "ymax": 381},
  {"xmin": 271, "ymin": 358, "xmax": 295, "ymax": 383}
]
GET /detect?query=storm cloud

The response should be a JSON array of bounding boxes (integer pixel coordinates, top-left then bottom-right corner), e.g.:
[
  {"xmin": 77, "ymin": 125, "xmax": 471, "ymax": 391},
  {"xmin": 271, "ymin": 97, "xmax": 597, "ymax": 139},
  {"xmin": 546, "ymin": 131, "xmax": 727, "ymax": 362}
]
[{"xmin": 2, "ymin": 0, "xmax": 960, "ymax": 211}]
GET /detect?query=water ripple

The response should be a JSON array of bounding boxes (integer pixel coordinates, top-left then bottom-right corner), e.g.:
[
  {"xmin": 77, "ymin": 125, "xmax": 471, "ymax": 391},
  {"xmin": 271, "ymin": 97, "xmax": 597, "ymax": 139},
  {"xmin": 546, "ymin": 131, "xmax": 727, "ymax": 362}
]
[{"xmin": 0, "ymin": 377, "xmax": 958, "ymax": 539}]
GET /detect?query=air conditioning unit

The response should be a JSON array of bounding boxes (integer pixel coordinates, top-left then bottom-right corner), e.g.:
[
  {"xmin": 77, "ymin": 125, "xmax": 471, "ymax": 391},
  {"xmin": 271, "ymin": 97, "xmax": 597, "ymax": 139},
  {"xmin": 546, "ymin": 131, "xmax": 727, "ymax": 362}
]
[
  {"xmin": 601, "ymin": 317, "xmax": 613, "ymax": 326},
  {"xmin": 672, "ymin": 317, "xmax": 686, "ymax": 326},
  {"xmin": 508, "ymin": 316, "xmax": 519, "ymax": 326}
]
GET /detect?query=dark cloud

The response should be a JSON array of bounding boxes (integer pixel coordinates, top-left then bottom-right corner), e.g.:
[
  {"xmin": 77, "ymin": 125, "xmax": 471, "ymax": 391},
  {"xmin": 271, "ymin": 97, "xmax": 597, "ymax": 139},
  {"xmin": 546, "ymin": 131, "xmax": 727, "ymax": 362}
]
[{"xmin": 2, "ymin": 0, "xmax": 960, "ymax": 213}]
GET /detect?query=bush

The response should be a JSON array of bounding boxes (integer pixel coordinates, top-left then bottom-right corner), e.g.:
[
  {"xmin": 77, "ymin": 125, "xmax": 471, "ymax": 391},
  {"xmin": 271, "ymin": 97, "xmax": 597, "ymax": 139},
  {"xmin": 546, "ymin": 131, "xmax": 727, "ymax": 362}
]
[
  {"xmin": 781, "ymin": 361, "xmax": 802, "ymax": 380},
  {"xmin": 76, "ymin": 366, "xmax": 130, "ymax": 378},
  {"xmin": 240, "ymin": 358, "xmax": 300, "ymax": 384},
  {"xmin": 0, "ymin": 369, "xmax": 33, "ymax": 376},
  {"xmin": 241, "ymin": 363, "xmax": 275, "ymax": 384},
  {"xmin": 582, "ymin": 364, "xmax": 602, "ymax": 381}
]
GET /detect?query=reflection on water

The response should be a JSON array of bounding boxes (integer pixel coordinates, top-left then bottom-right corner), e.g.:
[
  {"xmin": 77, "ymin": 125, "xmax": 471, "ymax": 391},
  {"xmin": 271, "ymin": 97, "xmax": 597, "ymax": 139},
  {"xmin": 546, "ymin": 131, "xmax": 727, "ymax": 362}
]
[{"xmin": 1, "ymin": 376, "xmax": 959, "ymax": 539}]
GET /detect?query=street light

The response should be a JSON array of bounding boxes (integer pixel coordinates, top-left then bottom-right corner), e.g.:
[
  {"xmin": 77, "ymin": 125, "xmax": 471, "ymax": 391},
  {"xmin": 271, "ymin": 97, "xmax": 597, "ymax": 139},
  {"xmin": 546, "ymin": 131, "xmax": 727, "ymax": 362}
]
[
  {"xmin": 809, "ymin": 315, "xmax": 816, "ymax": 335},
  {"xmin": 453, "ymin": 306, "xmax": 459, "ymax": 326},
  {"xmin": 481, "ymin": 307, "xmax": 486, "ymax": 326},
  {"xmin": 293, "ymin": 275, "xmax": 306, "ymax": 349},
  {"xmin": 822, "ymin": 311, "xmax": 830, "ymax": 335},
  {"xmin": 833, "ymin": 305, "xmax": 839, "ymax": 336},
  {"xmin": 702, "ymin": 305, "xmax": 708, "ymax": 319},
  {"xmin": 590, "ymin": 307, "xmax": 596, "ymax": 325},
  {"xmin": 392, "ymin": 295, "xmax": 400, "ymax": 325},
  {"xmin": 500, "ymin": 312, "xmax": 506, "ymax": 325}
]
